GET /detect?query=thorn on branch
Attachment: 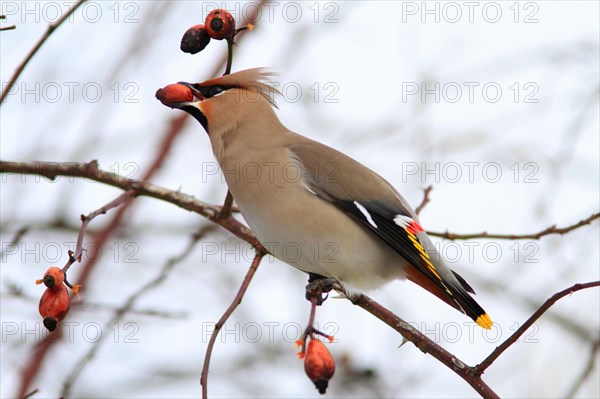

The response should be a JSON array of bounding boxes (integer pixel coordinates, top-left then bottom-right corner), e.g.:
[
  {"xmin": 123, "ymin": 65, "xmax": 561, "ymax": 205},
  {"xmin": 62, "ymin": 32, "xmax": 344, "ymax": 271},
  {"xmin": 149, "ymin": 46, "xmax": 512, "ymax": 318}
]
[
  {"xmin": 218, "ymin": 190, "xmax": 234, "ymax": 219},
  {"xmin": 0, "ymin": 14, "xmax": 16, "ymax": 31}
]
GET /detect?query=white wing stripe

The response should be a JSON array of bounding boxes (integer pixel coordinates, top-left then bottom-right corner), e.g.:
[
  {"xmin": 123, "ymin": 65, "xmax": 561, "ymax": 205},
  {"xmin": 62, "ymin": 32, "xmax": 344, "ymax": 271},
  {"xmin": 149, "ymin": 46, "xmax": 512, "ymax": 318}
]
[{"xmin": 353, "ymin": 201, "xmax": 378, "ymax": 228}]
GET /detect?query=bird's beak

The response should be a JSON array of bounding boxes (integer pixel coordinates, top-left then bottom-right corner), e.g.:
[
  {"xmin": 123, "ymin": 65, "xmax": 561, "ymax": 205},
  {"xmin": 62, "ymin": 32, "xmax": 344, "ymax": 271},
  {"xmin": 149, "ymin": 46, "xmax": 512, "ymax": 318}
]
[
  {"xmin": 177, "ymin": 82, "xmax": 205, "ymax": 101},
  {"xmin": 155, "ymin": 82, "xmax": 204, "ymax": 109},
  {"xmin": 163, "ymin": 101, "xmax": 190, "ymax": 109},
  {"xmin": 155, "ymin": 82, "xmax": 210, "ymax": 131}
]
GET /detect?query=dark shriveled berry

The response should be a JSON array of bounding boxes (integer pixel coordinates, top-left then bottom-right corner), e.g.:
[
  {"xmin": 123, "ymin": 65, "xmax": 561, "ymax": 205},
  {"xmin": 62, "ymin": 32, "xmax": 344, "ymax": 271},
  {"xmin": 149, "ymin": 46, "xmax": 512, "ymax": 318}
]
[{"xmin": 180, "ymin": 24, "xmax": 211, "ymax": 54}]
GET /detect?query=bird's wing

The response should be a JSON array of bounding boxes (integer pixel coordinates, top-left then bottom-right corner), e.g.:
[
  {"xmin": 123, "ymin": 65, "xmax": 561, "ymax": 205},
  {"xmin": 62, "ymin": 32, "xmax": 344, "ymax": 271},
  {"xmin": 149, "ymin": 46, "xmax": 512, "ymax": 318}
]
[{"xmin": 287, "ymin": 141, "xmax": 492, "ymax": 329}]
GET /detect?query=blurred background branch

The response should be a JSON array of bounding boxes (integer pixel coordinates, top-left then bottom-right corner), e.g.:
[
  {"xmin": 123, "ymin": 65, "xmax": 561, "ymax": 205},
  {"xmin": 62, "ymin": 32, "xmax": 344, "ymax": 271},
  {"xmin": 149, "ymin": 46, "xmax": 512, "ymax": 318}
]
[{"xmin": 1, "ymin": 2, "xmax": 598, "ymax": 398}]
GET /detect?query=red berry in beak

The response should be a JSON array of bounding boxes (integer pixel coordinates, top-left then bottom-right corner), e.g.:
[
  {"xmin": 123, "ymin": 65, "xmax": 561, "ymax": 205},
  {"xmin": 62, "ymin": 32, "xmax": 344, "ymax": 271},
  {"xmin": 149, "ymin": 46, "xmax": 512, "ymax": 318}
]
[{"xmin": 155, "ymin": 83, "xmax": 194, "ymax": 107}]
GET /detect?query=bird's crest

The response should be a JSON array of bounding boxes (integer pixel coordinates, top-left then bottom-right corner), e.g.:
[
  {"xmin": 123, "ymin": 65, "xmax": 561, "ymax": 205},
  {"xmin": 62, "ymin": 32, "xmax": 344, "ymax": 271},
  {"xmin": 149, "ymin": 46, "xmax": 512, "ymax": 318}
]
[{"xmin": 201, "ymin": 68, "xmax": 281, "ymax": 108}]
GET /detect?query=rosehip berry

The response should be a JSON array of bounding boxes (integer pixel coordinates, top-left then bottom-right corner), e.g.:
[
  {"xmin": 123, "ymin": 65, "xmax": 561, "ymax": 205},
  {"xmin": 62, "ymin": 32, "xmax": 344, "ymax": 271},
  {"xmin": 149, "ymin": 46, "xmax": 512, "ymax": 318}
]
[
  {"xmin": 180, "ymin": 24, "xmax": 211, "ymax": 54},
  {"xmin": 204, "ymin": 9, "xmax": 235, "ymax": 40},
  {"xmin": 39, "ymin": 284, "xmax": 70, "ymax": 331},
  {"xmin": 304, "ymin": 338, "xmax": 335, "ymax": 394},
  {"xmin": 155, "ymin": 84, "xmax": 194, "ymax": 107}
]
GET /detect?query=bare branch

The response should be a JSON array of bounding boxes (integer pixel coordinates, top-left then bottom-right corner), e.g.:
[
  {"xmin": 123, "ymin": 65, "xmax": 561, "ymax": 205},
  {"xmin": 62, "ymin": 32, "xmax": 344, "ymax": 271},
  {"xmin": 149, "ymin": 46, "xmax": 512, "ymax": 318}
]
[
  {"xmin": 201, "ymin": 251, "xmax": 265, "ymax": 399},
  {"xmin": 475, "ymin": 277, "xmax": 597, "ymax": 342},
  {"xmin": 473, "ymin": 281, "xmax": 600, "ymax": 375},
  {"xmin": 63, "ymin": 187, "xmax": 136, "ymax": 273},
  {"xmin": 5, "ymin": 160, "xmax": 598, "ymax": 397},
  {"xmin": 0, "ymin": 0, "xmax": 87, "ymax": 105},
  {"xmin": 415, "ymin": 185, "xmax": 433, "ymax": 216},
  {"xmin": 5, "ymin": 161, "xmax": 596, "ymax": 247},
  {"xmin": 0, "ymin": 160, "xmax": 265, "ymax": 251},
  {"xmin": 428, "ymin": 213, "xmax": 599, "ymax": 240},
  {"xmin": 353, "ymin": 294, "xmax": 500, "ymax": 399}
]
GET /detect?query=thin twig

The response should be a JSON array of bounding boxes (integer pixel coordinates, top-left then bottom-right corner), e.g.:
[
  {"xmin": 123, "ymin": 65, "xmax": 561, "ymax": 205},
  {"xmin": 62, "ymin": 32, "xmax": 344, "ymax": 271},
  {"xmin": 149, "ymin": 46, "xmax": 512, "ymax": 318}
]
[
  {"xmin": 0, "ymin": 14, "xmax": 16, "ymax": 31},
  {"xmin": 475, "ymin": 277, "xmax": 596, "ymax": 342},
  {"xmin": 0, "ymin": 225, "xmax": 29, "ymax": 259},
  {"xmin": 428, "ymin": 213, "xmax": 599, "ymax": 240},
  {"xmin": 0, "ymin": 0, "xmax": 87, "ymax": 105},
  {"xmin": 22, "ymin": 388, "xmax": 39, "ymax": 399},
  {"xmin": 201, "ymin": 251, "xmax": 265, "ymax": 399},
  {"xmin": 61, "ymin": 226, "xmax": 215, "ymax": 397},
  {"xmin": 224, "ymin": 37, "xmax": 234, "ymax": 75},
  {"xmin": 297, "ymin": 296, "xmax": 319, "ymax": 356},
  {"xmin": 415, "ymin": 185, "xmax": 433, "ymax": 216},
  {"xmin": 564, "ymin": 339, "xmax": 600, "ymax": 398},
  {"xmin": 473, "ymin": 281, "xmax": 600, "ymax": 375},
  {"xmin": 222, "ymin": 24, "xmax": 253, "ymax": 76},
  {"xmin": 63, "ymin": 187, "xmax": 136, "ymax": 273}
]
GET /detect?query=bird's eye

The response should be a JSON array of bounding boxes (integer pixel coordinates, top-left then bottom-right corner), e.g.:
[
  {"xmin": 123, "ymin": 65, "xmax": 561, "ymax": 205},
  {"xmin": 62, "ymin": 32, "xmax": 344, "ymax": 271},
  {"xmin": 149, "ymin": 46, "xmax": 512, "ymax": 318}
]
[{"xmin": 209, "ymin": 86, "xmax": 225, "ymax": 96}]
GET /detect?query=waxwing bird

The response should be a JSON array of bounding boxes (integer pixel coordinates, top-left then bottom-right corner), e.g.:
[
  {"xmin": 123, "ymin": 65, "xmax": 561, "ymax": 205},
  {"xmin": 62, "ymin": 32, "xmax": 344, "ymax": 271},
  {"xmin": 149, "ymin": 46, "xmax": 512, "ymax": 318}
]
[{"xmin": 156, "ymin": 68, "xmax": 493, "ymax": 329}]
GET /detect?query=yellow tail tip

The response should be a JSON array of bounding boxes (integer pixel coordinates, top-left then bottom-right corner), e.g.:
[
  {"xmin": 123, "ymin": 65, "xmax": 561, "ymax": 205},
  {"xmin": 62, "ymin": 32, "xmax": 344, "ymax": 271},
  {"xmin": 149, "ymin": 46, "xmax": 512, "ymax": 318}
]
[{"xmin": 475, "ymin": 314, "xmax": 493, "ymax": 330}]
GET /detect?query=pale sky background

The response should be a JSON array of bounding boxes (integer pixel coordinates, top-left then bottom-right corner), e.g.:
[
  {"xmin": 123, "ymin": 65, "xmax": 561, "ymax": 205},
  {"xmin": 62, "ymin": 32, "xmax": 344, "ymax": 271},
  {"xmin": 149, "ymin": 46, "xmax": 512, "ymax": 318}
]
[{"xmin": 1, "ymin": 1, "xmax": 599, "ymax": 398}]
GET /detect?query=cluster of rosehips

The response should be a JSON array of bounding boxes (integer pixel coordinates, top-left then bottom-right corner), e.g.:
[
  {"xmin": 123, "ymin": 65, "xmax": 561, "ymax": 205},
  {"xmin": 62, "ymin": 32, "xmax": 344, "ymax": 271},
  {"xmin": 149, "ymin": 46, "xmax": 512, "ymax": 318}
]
[
  {"xmin": 180, "ymin": 9, "xmax": 247, "ymax": 54},
  {"xmin": 36, "ymin": 267, "xmax": 80, "ymax": 331},
  {"xmin": 297, "ymin": 337, "xmax": 336, "ymax": 394}
]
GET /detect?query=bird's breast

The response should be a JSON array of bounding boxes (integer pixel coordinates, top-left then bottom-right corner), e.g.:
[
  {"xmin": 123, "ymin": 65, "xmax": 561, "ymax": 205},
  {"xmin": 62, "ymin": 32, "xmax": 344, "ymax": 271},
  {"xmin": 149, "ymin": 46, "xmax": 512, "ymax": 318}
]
[{"xmin": 218, "ymin": 153, "xmax": 406, "ymax": 291}]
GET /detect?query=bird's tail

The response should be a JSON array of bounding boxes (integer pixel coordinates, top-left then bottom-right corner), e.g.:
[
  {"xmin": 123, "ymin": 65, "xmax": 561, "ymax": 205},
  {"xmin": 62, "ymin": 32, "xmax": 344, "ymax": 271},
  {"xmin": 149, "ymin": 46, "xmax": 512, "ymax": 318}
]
[{"xmin": 405, "ymin": 266, "xmax": 493, "ymax": 329}]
